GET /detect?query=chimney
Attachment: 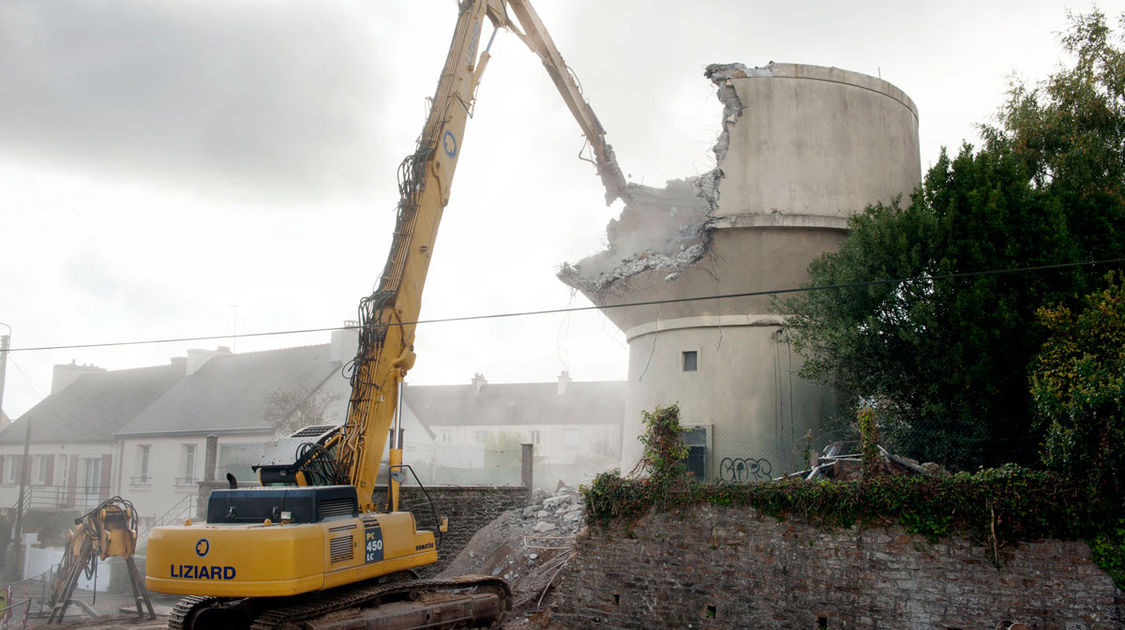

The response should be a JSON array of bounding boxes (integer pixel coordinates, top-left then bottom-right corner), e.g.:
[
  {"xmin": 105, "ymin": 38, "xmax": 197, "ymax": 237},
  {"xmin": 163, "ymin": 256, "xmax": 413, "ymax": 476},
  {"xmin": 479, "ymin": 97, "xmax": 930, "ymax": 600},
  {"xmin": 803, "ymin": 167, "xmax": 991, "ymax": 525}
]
[
  {"xmin": 557, "ymin": 370, "xmax": 572, "ymax": 395},
  {"xmin": 51, "ymin": 361, "xmax": 106, "ymax": 394},
  {"xmin": 186, "ymin": 347, "xmax": 232, "ymax": 376},
  {"xmin": 471, "ymin": 373, "xmax": 487, "ymax": 395},
  {"xmin": 330, "ymin": 322, "xmax": 360, "ymax": 363}
]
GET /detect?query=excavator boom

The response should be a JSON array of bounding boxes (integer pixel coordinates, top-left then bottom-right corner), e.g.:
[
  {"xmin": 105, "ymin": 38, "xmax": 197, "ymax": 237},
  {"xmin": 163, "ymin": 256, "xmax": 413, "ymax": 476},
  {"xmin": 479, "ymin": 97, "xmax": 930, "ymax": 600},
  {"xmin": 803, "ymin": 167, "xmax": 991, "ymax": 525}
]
[{"xmin": 145, "ymin": 2, "xmax": 626, "ymax": 628}]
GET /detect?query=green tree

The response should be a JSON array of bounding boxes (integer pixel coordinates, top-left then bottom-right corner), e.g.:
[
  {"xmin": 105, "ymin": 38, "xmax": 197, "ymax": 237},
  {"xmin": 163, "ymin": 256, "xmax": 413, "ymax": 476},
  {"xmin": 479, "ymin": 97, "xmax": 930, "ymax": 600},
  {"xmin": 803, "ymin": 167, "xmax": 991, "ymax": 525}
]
[
  {"xmin": 265, "ymin": 386, "xmax": 341, "ymax": 436},
  {"xmin": 1031, "ymin": 272, "xmax": 1125, "ymax": 501},
  {"xmin": 984, "ymin": 9, "xmax": 1125, "ymax": 282},
  {"xmin": 783, "ymin": 11, "xmax": 1125, "ymax": 469}
]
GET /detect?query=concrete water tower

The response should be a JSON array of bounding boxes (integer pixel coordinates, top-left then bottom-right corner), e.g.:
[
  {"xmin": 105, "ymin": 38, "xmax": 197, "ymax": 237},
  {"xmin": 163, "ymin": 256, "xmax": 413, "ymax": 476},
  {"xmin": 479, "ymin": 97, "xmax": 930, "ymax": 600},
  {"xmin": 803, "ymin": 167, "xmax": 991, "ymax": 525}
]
[{"xmin": 560, "ymin": 62, "xmax": 920, "ymax": 479}]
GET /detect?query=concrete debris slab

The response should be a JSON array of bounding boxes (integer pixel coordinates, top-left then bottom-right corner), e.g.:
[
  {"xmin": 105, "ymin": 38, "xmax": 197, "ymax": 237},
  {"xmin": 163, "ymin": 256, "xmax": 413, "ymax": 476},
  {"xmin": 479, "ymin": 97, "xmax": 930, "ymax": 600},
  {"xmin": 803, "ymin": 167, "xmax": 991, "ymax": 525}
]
[{"xmin": 439, "ymin": 487, "xmax": 584, "ymax": 628}]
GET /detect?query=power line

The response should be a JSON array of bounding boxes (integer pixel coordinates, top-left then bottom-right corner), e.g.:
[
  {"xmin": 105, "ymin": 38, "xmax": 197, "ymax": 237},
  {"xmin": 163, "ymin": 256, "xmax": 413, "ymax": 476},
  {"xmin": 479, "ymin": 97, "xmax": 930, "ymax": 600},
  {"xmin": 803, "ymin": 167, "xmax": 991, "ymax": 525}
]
[{"xmin": 6, "ymin": 256, "xmax": 1123, "ymax": 353}]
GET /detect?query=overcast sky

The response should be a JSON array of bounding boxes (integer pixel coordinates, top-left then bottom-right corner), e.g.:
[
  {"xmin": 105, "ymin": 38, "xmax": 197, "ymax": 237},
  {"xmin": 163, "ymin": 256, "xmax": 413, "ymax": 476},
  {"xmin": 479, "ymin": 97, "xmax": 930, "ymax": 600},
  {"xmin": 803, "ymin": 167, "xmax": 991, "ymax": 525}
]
[{"xmin": 0, "ymin": 0, "xmax": 1119, "ymax": 419}]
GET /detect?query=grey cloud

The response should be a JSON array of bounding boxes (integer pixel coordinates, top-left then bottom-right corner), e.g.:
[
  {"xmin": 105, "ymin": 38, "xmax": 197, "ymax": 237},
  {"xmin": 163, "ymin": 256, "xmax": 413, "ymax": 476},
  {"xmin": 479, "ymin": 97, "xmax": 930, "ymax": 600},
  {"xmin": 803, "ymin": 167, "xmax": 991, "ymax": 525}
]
[{"xmin": 0, "ymin": 1, "xmax": 385, "ymax": 201}]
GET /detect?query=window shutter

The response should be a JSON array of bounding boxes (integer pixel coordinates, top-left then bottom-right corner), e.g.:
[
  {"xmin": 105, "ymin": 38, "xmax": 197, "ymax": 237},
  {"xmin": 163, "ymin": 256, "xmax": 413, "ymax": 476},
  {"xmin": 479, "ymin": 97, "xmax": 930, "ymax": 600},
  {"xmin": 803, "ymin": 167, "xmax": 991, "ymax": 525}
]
[
  {"xmin": 45, "ymin": 455, "xmax": 55, "ymax": 486},
  {"xmin": 67, "ymin": 455, "xmax": 79, "ymax": 505},
  {"xmin": 100, "ymin": 454, "xmax": 112, "ymax": 501}
]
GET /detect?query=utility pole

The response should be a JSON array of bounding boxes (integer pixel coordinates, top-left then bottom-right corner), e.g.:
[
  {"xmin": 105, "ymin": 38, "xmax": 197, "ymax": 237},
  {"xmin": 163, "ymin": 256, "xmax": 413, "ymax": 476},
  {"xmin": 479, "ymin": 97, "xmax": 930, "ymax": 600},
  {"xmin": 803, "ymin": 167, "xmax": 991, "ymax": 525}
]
[
  {"xmin": 1, "ymin": 323, "xmax": 29, "ymax": 548},
  {"xmin": 13, "ymin": 412, "xmax": 29, "ymax": 546},
  {"xmin": 0, "ymin": 323, "xmax": 26, "ymax": 576},
  {"xmin": 0, "ymin": 322, "xmax": 9, "ymax": 426}
]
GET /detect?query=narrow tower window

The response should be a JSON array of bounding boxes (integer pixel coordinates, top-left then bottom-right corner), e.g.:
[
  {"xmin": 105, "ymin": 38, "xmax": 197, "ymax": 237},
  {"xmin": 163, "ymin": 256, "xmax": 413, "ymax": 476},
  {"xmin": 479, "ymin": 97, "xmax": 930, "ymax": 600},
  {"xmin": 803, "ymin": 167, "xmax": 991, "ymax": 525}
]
[{"xmin": 682, "ymin": 350, "xmax": 698, "ymax": 372}]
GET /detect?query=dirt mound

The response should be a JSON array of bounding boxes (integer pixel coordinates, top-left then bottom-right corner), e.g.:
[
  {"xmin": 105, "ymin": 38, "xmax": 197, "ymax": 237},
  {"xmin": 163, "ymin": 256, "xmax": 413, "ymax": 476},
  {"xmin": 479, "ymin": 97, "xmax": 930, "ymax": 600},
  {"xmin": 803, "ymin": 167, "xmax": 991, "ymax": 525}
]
[{"xmin": 438, "ymin": 487, "xmax": 585, "ymax": 629}]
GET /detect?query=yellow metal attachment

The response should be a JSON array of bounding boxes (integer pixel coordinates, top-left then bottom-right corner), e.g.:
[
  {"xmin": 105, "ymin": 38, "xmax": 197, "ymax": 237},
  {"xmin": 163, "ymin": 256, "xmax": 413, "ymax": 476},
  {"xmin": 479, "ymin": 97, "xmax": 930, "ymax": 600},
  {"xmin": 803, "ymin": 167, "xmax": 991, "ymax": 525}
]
[
  {"xmin": 440, "ymin": 516, "xmax": 449, "ymax": 534},
  {"xmin": 184, "ymin": 518, "xmax": 192, "ymax": 526}
]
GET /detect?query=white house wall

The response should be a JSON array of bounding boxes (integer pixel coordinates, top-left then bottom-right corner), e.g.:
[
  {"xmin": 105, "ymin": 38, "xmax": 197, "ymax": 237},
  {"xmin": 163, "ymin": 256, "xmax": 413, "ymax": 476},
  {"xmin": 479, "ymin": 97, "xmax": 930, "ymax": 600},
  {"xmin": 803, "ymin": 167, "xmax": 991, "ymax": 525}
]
[
  {"xmin": 0, "ymin": 441, "xmax": 114, "ymax": 514},
  {"xmin": 118, "ymin": 433, "xmax": 268, "ymax": 526},
  {"xmin": 424, "ymin": 424, "xmax": 621, "ymax": 466}
]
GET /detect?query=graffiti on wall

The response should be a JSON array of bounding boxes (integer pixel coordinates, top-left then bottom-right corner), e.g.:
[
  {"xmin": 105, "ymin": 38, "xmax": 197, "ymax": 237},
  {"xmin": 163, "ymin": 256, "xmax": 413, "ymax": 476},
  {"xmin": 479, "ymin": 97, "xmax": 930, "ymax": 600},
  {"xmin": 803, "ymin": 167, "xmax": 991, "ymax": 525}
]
[{"xmin": 719, "ymin": 457, "xmax": 773, "ymax": 482}]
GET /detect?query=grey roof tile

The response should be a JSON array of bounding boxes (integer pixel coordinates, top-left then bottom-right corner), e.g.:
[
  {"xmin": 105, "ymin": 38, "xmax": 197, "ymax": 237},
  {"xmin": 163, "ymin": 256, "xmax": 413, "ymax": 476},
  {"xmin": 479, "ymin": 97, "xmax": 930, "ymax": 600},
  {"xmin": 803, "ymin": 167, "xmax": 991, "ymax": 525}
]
[
  {"xmin": 0, "ymin": 363, "xmax": 185, "ymax": 444},
  {"xmin": 115, "ymin": 345, "xmax": 343, "ymax": 437}
]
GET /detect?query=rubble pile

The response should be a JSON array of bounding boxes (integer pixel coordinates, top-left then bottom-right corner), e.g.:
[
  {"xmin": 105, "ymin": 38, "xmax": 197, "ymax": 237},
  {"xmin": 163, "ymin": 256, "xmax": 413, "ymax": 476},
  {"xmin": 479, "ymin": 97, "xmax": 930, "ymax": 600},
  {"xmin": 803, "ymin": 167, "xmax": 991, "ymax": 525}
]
[
  {"xmin": 788, "ymin": 443, "xmax": 951, "ymax": 481},
  {"xmin": 438, "ymin": 487, "xmax": 585, "ymax": 628}
]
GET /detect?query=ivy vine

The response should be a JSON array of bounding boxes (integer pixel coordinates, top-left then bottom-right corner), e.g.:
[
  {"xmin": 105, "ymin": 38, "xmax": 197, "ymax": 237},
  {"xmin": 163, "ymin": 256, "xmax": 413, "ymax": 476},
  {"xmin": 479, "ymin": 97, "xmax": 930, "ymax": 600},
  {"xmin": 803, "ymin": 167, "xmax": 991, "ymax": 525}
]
[{"xmin": 581, "ymin": 406, "xmax": 1125, "ymax": 589}]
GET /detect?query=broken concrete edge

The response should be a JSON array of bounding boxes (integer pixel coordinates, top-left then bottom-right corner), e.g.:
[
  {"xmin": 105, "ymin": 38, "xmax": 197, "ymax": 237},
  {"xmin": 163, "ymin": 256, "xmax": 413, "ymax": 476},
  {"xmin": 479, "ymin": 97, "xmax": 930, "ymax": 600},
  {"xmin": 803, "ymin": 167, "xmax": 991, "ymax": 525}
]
[
  {"xmin": 557, "ymin": 179, "xmax": 716, "ymax": 295},
  {"xmin": 702, "ymin": 62, "xmax": 747, "ymax": 188},
  {"xmin": 558, "ymin": 63, "xmax": 758, "ymax": 296},
  {"xmin": 559, "ymin": 60, "xmax": 923, "ymax": 299},
  {"xmin": 706, "ymin": 61, "xmax": 919, "ymax": 120}
]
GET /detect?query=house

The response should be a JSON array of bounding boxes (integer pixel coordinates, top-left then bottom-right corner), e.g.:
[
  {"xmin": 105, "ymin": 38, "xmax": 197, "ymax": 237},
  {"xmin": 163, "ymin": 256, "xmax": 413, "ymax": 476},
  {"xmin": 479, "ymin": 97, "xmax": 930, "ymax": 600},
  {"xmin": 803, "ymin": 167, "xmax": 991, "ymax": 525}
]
[
  {"xmin": 0, "ymin": 361, "xmax": 184, "ymax": 513},
  {"xmin": 1, "ymin": 325, "xmax": 624, "ymax": 541},
  {"xmin": 404, "ymin": 372, "xmax": 625, "ymax": 488},
  {"xmin": 112, "ymin": 341, "xmax": 352, "ymax": 526},
  {"xmin": 0, "ymin": 328, "xmax": 443, "ymax": 536}
]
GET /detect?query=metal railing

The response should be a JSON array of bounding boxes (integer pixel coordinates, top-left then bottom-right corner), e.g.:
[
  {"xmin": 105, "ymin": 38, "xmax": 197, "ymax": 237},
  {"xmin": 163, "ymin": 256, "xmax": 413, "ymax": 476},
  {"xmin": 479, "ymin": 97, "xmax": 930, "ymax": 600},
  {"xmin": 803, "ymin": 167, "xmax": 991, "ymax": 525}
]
[
  {"xmin": 7, "ymin": 486, "xmax": 111, "ymax": 512},
  {"xmin": 137, "ymin": 493, "xmax": 195, "ymax": 548}
]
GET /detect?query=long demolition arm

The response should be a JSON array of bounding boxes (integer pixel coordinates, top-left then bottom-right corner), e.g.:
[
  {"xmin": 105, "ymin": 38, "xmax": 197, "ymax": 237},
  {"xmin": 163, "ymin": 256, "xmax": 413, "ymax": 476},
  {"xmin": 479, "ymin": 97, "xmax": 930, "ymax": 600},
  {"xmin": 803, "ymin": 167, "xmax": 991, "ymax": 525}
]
[
  {"xmin": 336, "ymin": 0, "xmax": 627, "ymax": 512},
  {"xmin": 502, "ymin": 0, "xmax": 630, "ymax": 205}
]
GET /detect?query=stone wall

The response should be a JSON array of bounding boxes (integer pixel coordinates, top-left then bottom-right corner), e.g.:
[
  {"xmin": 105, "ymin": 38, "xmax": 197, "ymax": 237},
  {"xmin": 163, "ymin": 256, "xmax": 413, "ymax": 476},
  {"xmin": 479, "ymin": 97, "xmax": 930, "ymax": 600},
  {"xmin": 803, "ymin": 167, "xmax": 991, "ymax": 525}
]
[
  {"xmin": 373, "ymin": 485, "xmax": 530, "ymax": 577},
  {"xmin": 553, "ymin": 504, "xmax": 1124, "ymax": 629}
]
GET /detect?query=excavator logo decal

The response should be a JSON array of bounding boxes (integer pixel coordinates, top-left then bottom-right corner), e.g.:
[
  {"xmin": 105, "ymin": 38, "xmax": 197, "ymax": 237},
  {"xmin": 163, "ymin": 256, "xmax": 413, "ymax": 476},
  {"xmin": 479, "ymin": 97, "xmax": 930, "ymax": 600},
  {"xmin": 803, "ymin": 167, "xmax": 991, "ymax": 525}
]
[
  {"xmin": 195, "ymin": 539, "xmax": 210, "ymax": 557},
  {"xmin": 442, "ymin": 130, "xmax": 458, "ymax": 158},
  {"xmin": 170, "ymin": 564, "xmax": 236, "ymax": 580}
]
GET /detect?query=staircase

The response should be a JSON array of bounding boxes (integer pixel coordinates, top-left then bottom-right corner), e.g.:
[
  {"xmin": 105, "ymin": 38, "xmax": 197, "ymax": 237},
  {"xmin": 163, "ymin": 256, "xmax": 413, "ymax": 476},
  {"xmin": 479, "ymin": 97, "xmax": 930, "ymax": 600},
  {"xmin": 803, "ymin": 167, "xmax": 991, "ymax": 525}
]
[{"xmin": 136, "ymin": 494, "xmax": 195, "ymax": 549}]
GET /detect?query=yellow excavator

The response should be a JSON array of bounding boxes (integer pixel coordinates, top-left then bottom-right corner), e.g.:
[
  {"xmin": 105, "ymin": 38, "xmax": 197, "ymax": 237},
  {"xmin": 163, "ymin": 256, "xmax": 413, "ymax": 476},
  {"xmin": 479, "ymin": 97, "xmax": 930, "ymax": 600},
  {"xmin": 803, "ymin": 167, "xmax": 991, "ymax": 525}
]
[
  {"xmin": 46, "ymin": 496, "xmax": 155, "ymax": 624},
  {"xmin": 144, "ymin": 1, "xmax": 626, "ymax": 628}
]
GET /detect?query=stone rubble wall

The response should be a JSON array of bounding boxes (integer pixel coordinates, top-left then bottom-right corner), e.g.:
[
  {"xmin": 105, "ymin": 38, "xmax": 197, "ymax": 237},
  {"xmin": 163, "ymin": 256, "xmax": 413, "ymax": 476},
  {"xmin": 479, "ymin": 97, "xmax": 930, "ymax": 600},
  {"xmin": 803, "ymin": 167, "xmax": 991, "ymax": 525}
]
[{"xmin": 552, "ymin": 504, "xmax": 1124, "ymax": 629}]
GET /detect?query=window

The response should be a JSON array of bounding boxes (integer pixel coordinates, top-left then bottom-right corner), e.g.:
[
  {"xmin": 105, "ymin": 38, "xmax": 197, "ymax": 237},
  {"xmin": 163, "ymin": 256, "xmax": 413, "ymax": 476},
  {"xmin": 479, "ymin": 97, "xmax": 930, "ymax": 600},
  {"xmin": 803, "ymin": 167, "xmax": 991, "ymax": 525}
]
[
  {"xmin": 7, "ymin": 457, "xmax": 20, "ymax": 483},
  {"xmin": 474, "ymin": 431, "xmax": 487, "ymax": 444},
  {"xmin": 683, "ymin": 427, "xmax": 708, "ymax": 480},
  {"xmin": 440, "ymin": 431, "xmax": 452, "ymax": 444},
  {"xmin": 32, "ymin": 455, "xmax": 48, "ymax": 485},
  {"xmin": 220, "ymin": 443, "xmax": 263, "ymax": 484},
  {"xmin": 179, "ymin": 444, "xmax": 197, "ymax": 485},
  {"xmin": 133, "ymin": 445, "xmax": 151, "ymax": 485},
  {"xmin": 80, "ymin": 457, "xmax": 102, "ymax": 507},
  {"xmin": 682, "ymin": 350, "xmax": 698, "ymax": 372},
  {"xmin": 528, "ymin": 430, "xmax": 541, "ymax": 445},
  {"xmin": 563, "ymin": 430, "xmax": 580, "ymax": 449}
]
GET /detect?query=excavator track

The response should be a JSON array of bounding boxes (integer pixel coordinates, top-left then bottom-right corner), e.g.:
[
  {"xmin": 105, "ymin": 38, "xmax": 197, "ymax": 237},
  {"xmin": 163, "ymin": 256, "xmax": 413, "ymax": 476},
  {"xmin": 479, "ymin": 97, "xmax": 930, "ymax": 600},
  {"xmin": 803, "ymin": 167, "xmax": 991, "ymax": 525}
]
[
  {"xmin": 169, "ymin": 594, "xmax": 254, "ymax": 630},
  {"xmin": 168, "ymin": 596, "xmax": 212, "ymax": 630},
  {"xmin": 169, "ymin": 575, "xmax": 510, "ymax": 630}
]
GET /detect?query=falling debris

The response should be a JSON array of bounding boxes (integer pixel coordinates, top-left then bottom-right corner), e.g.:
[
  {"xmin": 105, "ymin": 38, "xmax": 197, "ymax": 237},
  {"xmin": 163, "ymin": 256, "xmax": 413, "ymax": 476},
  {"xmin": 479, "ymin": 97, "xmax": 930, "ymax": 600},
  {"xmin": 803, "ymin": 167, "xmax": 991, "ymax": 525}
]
[
  {"xmin": 558, "ymin": 177, "xmax": 715, "ymax": 295},
  {"xmin": 558, "ymin": 63, "xmax": 775, "ymax": 297}
]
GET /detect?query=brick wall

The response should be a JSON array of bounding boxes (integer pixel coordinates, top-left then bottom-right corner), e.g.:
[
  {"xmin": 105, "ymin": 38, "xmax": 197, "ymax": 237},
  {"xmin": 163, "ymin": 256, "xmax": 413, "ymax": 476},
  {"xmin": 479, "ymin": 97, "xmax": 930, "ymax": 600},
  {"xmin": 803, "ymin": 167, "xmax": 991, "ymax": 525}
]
[
  {"xmin": 554, "ymin": 504, "xmax": 1124, "ymax": 629},
  {"xmin": 373, "ymin": 485, "xmax": 529, "ymax": 577}
]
